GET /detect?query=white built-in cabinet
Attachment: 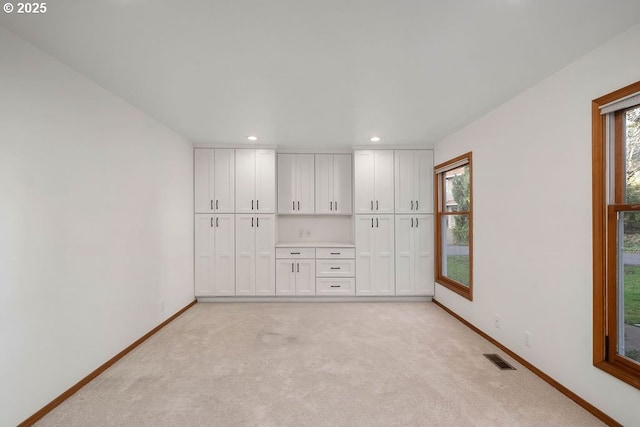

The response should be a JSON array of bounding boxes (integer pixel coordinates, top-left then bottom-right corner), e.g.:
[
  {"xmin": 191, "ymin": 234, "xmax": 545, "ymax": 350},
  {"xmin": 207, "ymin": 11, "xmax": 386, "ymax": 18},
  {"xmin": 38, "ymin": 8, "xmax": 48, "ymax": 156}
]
[
  {"xmin": 354, "ymin": 150, "xmax": 394, "ymax": 213},
  {"xmin": 355, "ymin": 215, "xmax": 395, "ymax": 295},
  {"xmin": 194, "ymin": 214, "xmax": 235, "ymax": 296},
  {"xmin": 315, "ymin": 154, "xmax": 352, "ymax": 214},
  {"xmin": 395, "ymin": 215, "xmax": 434, "ymax": 295},
  {"xmin": 235, "ymin": 214, "xmax": 276, "ymax": 295},
  {"xmin": 235, "ymin": 149, "xmax": 276, "ymax": 213},
  {"xmin": 277, "ymin": 154, "xmax": 315, "ymax": 214},
  {"xmin": 395, "ymin": 150, "xmax": 434, "ymax": 213},
  {"xmin": 276, "ymin": 257, "xmax": 316, "ymax": 295},
  {"xmin": 194, "ymin": 149, "xmax": 235, "ymax": 213}
]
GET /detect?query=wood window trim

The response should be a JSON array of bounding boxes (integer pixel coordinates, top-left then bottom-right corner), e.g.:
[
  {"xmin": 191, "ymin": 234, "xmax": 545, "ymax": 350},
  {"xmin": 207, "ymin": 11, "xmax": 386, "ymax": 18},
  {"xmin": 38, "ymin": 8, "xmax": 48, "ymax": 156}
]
[
  {"xmin": 593, "ymin": 80, "xmax": 640, "ymax": 390},
  {"xmin": 434, "ymin": 152, "xmax": 473, "ymax": 300}
]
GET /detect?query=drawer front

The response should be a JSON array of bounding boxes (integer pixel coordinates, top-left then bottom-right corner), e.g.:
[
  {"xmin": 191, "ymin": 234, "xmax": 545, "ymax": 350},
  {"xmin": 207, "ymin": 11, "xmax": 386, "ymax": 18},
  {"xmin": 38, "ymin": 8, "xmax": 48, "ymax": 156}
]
[
  {"xmin": 316, "ymin": 278, "xmax": 355, "ymax": 295},
  {"xmin": 316, "ymin": 259, "xmax": 355, "ymax": 277},
  {"xmin": 276, "ymin": 248, "xmax": 316, "ymax": 259},
  {"xmin": 315, "ymin": 248, "xmax": 355, "ymax": 259}
]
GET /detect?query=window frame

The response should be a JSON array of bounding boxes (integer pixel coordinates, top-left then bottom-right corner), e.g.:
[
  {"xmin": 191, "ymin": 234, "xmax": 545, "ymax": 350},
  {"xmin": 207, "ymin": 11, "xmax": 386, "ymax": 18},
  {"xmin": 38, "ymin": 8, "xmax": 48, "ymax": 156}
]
[
  {"xmin": 593, "ymin": 80, "xmax": 640, "ymax": 390},
  {"xmin": 434, "ymin": 152, "xmax": 473, "ymax": 300}
]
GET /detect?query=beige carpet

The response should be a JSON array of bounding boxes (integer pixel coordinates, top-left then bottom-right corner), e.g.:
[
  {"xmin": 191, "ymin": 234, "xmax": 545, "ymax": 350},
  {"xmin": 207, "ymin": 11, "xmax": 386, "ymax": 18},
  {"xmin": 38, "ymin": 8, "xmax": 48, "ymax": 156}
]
[{"xmin": 35, "ymin": 302, "xmax": 604, "ymax": 426}]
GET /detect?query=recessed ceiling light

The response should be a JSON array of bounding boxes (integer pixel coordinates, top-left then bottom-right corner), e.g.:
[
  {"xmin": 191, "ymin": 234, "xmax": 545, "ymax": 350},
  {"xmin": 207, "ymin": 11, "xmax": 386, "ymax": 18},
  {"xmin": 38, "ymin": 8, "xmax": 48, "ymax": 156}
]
[
  {"xmin": 370, "ymin": 136, "xmax": 381, "ymax": 142},
  {"xmin": 247, "ymin": 136, "xmax": 258, "ymax": 141}
]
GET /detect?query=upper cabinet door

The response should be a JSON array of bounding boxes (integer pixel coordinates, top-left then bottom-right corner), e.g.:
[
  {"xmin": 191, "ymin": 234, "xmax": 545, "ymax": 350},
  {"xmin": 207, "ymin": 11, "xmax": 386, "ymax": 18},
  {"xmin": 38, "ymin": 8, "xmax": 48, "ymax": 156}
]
[
  {"xmin": 315, "ymin": 154, "xmax": 334, "ymax": 214},
  {"xmin": 255, "ymin": 150, "xmax": 276, "ymax": 213},
  {"xmin": 373, "ymin": 151, "xmax": 394, "ymax": 213},
  {"xmin": 278, "ymin": 154, "xmax": 296, "ymax": 214},
  {"xmin": 296, "ymin": 154, "xmax": 315, "ymax": 214},
  {"xmin": 213, "ymin": 149, "xmax": 235, "ymax": 213},
  {"xmin": 333, "ymin": 154, "xmax": 352, "ymax": 214},
  {"xmin": 235, "ymin": 149, "xmax": 256, "ymax": 213},
  {"xmin": 194, "ymin": 214, "xmax": 215, "ymax": 296},
  {"xmin": 354, "ymin": 151, "xmax": 375, "ymax": 213},
  {"xmin": 194, "ymin": 149, "xmax": 215, "ymax": 213},
  {"xmin": 415, "ymin": 150, "xmax": 434, "ymax": 213},
  {"xmin": 394, "ymin": 151, "xmax": 416, "ymax": 214}
]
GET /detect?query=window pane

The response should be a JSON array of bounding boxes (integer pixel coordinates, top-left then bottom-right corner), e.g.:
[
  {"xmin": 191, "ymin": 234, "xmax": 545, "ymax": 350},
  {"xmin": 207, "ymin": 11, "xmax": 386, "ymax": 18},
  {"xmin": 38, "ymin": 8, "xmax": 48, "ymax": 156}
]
[
  {"xmin": 618, "ymin": 211, "xmax": 640, "ymax": 364},
  {"xmin": 625, "ymin": 106, "xmax": 640, "ymax": 203},
  {"xmin": 444, "ymin": 165, "xmax": 470, "ymax": 212},
  {"xmin": 441, "ymin": 214, "xmax": 470, "ymax": 286}
]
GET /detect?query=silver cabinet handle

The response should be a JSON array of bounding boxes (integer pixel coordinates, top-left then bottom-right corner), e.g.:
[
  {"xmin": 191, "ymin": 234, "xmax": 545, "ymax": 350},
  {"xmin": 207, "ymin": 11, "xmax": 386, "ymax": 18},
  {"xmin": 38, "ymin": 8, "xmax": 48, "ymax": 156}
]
[
  {"xmin": 297, "ymin": 263, "xmax": 299, "ymax": 273},
  {"xmin": 211, "ymin": 200, "xmax": 214, "ymax": 210},
  {"xmin": 216, "ymin": 217, "xmax": 219, "ymax": 227},
  {"xmin": 411, "ymin": 200, "xmax": 414, "ymax": 210},
  {"xmin": 376, "ymin": 200, "xmax": 379, "ymax": 210},
  {"xmin": 411, "ymin": 218, "xmax": 413, "ymax": 228},
  {"xmin": 292, "ymin": 262, "xmax": 294, "ymax": 272},
  {"xmin": 216, "ymin": 200, "xmax": 219, "ymax": 210},
  {"xmin": 210, "ymin": 217, "xmax": 213, "ymax": 227},
  {"xmin": 376, "ymin": 218, "xmax": 379, "ymax": 228}
]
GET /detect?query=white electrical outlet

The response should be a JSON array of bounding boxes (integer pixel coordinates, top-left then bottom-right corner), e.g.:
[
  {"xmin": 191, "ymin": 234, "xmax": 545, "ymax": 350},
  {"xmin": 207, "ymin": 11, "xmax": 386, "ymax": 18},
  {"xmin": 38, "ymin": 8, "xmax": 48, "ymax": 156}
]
[
  {"xmin": 524, "ymin": 331, "xmax": 532, "ymax": 348},
  {"xmin": 494, "ymin": 314, "xmax": 501, "ymax": 329}
]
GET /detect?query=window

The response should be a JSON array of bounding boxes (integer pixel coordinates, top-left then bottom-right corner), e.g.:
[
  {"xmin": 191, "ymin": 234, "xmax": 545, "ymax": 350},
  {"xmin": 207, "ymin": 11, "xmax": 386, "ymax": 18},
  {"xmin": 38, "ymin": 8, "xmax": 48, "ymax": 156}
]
[
  {"xmin": 435, "ymin": 152, "xmax": 473, "ymax": 300},
  {"xmin": 593, "ymin": 80, "xmax": 640, "ymax": 389}
]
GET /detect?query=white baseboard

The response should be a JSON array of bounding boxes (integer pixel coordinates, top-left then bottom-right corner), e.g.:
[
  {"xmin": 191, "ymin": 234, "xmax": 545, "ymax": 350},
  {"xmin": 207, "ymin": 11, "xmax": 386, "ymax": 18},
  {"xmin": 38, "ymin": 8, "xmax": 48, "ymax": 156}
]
[{"xmin": 197, "ymin": 296, "xmax": 433, "ymax": 303}]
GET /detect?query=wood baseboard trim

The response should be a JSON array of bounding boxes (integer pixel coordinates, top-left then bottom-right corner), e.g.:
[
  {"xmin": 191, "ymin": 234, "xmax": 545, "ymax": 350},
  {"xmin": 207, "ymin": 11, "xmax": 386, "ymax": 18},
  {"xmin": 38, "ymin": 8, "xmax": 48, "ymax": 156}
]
[
  {"xmin": 18, "ymin": 299, "xmax": 197, "ymax": 427},
  {"xmin": 432, "ymin": 298, "xmax": 621, "ymax": 427}
]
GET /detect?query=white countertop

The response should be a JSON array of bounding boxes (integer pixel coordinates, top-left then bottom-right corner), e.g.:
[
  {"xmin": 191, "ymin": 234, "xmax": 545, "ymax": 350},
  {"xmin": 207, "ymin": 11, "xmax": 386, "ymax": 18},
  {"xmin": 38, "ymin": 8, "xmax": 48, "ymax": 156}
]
[{"xmin": 276, "ymin": 242, "xmax": 355, "ymax": 248}]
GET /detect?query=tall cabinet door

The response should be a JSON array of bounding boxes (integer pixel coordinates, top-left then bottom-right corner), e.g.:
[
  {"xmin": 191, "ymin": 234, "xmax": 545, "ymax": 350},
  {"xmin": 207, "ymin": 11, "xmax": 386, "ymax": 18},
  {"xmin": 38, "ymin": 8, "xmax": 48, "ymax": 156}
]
[
  {"xmin": 235, "ymin": 150, "xmax": 256, "ymax": 213},
  {"xmin": 194, "ymin": 149, "xmax": 215, "ymax": 213},
  {"xmin": 296, "ymin": 154, "xmax": 315, "ymax": 214},
  {"xmin": 374, "ymin": 151, "xmax": 394, "ymax": 213},
  {"xmin": 255, "ymin": 150, "xmax": 276, "ymax": 213},
  {"xmin": 195, "ymin": 214, "xmax": 215, "ymax": 296},
  {"xmin": 214, "ymin": 149, "xmax": 235, "ymax": 213},
  {"xmin": 372, "ymin": 215, "xmax": 395, "ymax": 295},
  {"xmin": 255, "ymin": 214, "xmax": 276, "ymax": 295},
  {"xmin": 277, "ymin": 154, "xmax": 296, "ymax": 214},
  {"xmin": 213, "ymin": 214, "xmax": 235, "ymax": 295},
  {"xmin": 334, "ymin": 154, "xmax": 352, "ymax": 214},
  {"xmin": 235, "ymin": 215, "xmax": 256, "ymax": 295},
  {"xmin": 315, "ymin": 154, "xmax": 334, "ymax": 214},
  {"xmin": 395, "ymin": 151, "xmax": 416, "ymax": 214},
  {"xmin": 355, "ymin": 216, "xmax": 374, "ymax": 295},
  {"xmin": 276, "ymin": 259, "xmax": 296, "ymax": 295},
  {"xmin": 414, "ymin": 214, "xmax": 434, "ymax": 295},
  {"xmin": 395, "ymin": 215, "xmax": 414, "ymax": 295},
  {"xmin": 295, "ymin": 259, "xmax": 316, "ymax": 295},
  {"xmin": 415, "ymin": 151, "xmax": 434, "ymax": 213},
  {"xmin": 354, "ymin": 151, "xmax": 375, "ymax": 213}
]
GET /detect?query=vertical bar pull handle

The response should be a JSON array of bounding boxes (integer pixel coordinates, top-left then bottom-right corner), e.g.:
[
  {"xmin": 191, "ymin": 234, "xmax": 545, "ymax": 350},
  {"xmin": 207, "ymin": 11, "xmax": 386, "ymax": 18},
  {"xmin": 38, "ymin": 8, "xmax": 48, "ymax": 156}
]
[
  {"xmin": 257, "ymin": 217, "xmax": 259, "ymax": 227},
  {"xmin": 257, "ymin": 200, "xmax": 259, "ymax": 210},
  {"xmin": 211, "ymin": 200, "xmax": 214, "ymax": 210},
  {"xmin": 416, "ymin": 200, "xmax": 419, "ymax": 210},
  {"xmin": 216, "ymin": 217, "xmax": 219, "ymax": 227},
  {"xmin": 411, "ymin": 200, "xmax": 414, "ymax": 210},
  {"xmin": 330, "ymin": 201, "xmax": 333, "ymax": 211},
  {"xmin": 251, "ymin": 217, "xmax": 254, "ymax": 227},
  {"xmin": 211, "ymin": 217, "xmax": 213, "ymax": 227},
  {"xmin": 416, "ymin": 217, "xmax": 419, "ymax": 227},
  {"xmin": 293, "ymin": 201, "xmax": 296, "ymax": 211},
  {"xmin": 216, "ymin": 200, "xmax": 219, "ymax": 210},
  {"xmin": 297, "ymin": 263, "xmax": 299, "ymax": 273},
  {"xmin": 292, "ymin": 262, "xmax": 294, "ymax": 272},
  {"xmin": 371, "ymin": 218, "xmax": 374, "ymax": 228},
  {"xmin": 376, "ymin": 200, "xmax": 379, "ymax": 210},
  {"xmin": 371, "ymin": 200, "xmax": 373, "ymax": 211},
  {"xmin": 376, "ymin": 218, "xmax": 379, "ymax": 228},
  {"xmin": 411, "ymin": 218, "xmax": 413, "ymax": 228},
  {"xmin": 251, "ymin": 200, "xmax": 254, "ymax": 210},
  {"xmin": 334, "ymin": 201, "xmax": 337, "ymax": 211},
  {"xmin": 297, "ymin": 201, "xmax": 300, "ymax": 211}
]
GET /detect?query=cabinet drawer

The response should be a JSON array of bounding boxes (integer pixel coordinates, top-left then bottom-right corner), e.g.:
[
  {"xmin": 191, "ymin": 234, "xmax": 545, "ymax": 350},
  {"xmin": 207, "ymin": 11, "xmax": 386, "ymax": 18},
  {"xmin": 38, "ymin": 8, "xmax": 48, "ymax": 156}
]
[
  {"xmin": 276, "ymin": 248, "xmax": 315, "ymax": 259},
  {"xmin": 316, "ymin": 259, "xmax": 355, "ymax": 277},
  {"xmin": 315, "ymin": 248, "xmax": 355, "ymax": 259},
  {"xmin": 316, "ymin": 278, "xmax": 355, "ymax": 295}
]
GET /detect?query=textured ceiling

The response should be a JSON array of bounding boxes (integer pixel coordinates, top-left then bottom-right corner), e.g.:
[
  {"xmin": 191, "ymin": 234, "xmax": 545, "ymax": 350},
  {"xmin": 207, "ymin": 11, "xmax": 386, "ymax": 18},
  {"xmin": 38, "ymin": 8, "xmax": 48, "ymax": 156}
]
[{"xmin": 2, "ymin": 0, "xmax": 640, "ymax": 148}]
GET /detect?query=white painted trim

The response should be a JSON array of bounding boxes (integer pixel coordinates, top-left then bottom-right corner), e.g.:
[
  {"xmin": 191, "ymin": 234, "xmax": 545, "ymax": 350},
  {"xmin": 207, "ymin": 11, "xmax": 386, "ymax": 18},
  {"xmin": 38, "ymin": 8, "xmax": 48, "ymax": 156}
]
[{"xmin": 197, "ymin": 296, "xmax": 433, "ymax": 303}]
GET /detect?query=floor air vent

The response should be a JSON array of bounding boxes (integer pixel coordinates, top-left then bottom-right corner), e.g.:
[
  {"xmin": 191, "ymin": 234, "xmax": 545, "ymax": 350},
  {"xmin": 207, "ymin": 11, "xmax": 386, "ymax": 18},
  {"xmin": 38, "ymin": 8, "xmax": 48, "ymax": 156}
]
[{"xmin": 483, "ymin": 353, "xmax": 516, "ymax": 370}]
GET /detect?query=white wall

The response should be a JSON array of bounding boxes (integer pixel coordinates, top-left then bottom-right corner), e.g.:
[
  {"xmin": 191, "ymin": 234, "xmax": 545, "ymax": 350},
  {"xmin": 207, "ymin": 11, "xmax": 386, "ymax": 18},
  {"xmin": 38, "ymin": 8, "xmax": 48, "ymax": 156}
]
[
  {"xmin": 434, "ymin": 23, "xmax": 640, "ymax": 425},
  {"xmin": 0, "ymin": 27, "xmax": 194, "ymax": 426}
]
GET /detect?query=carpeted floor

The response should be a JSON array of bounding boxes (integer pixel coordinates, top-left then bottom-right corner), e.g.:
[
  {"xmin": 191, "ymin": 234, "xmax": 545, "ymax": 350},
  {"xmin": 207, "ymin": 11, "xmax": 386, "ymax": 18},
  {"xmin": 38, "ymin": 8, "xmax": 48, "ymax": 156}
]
[{"xmin": 35, "ymin": 302, "xmax": 604, "ymax": 426}]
